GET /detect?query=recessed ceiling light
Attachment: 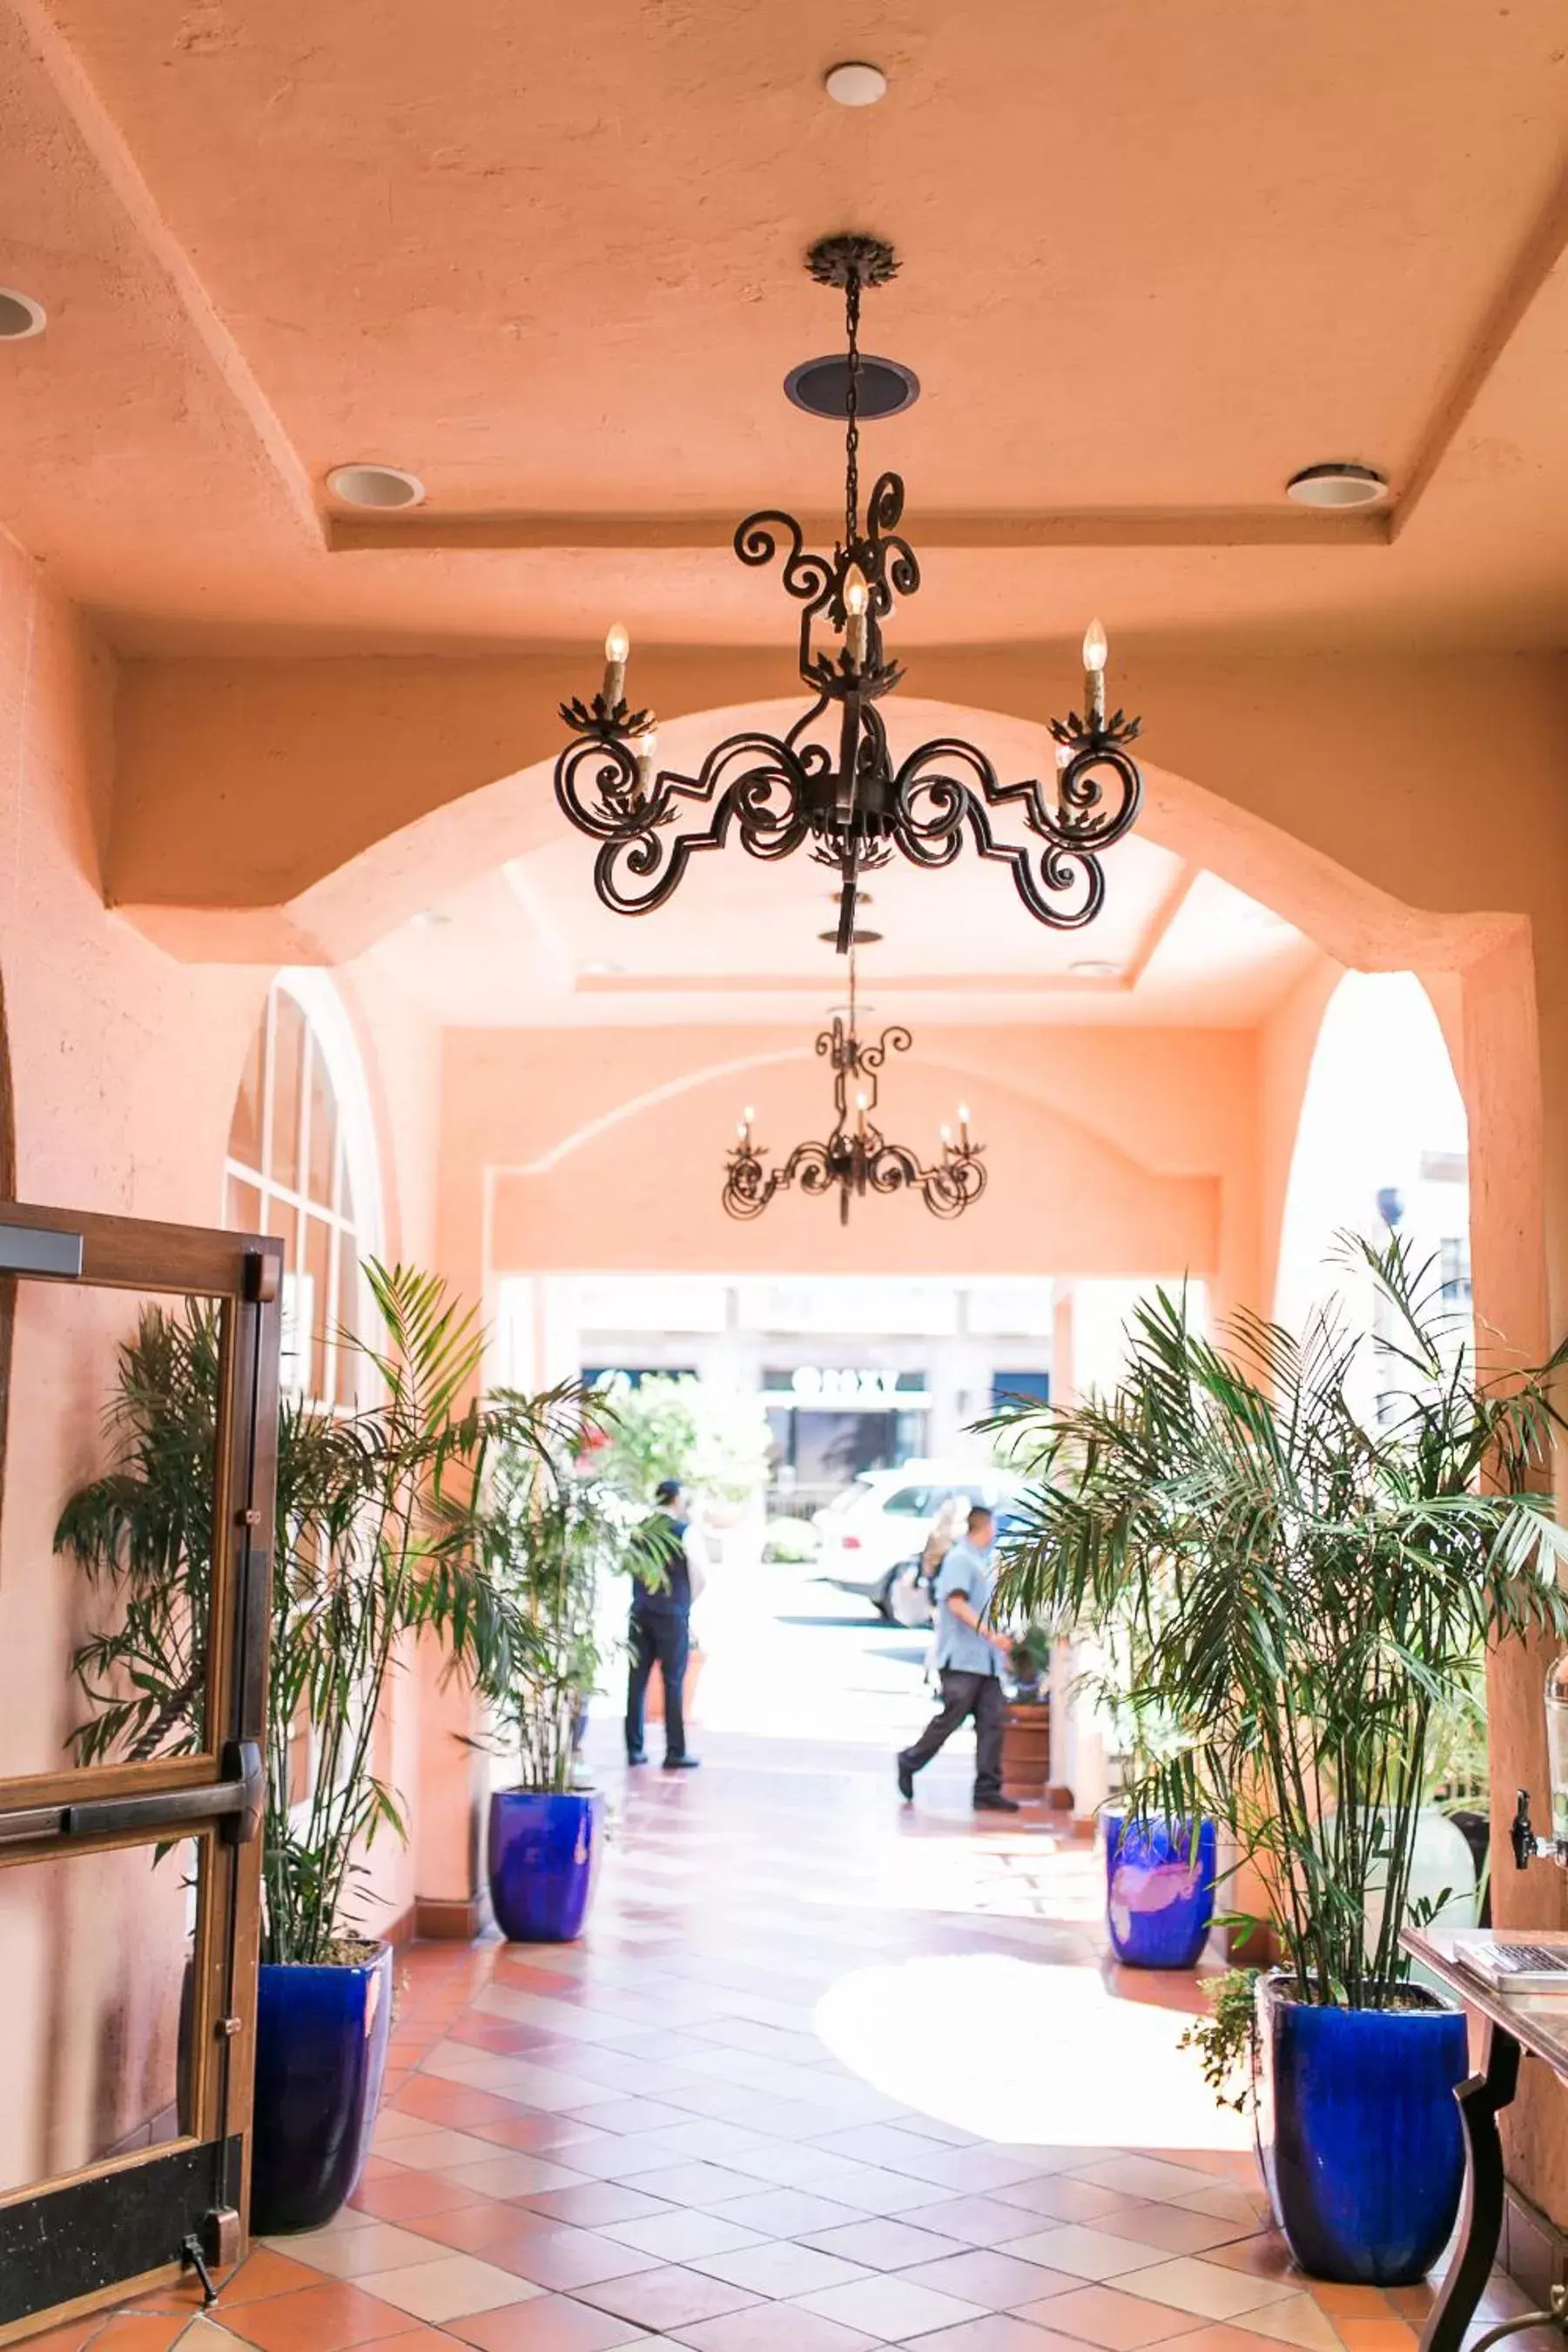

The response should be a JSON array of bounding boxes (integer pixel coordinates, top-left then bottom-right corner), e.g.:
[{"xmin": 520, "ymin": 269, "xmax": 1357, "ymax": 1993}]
[
  {"xmin": 326, "ymin": 462, "xmax": 426, "ymax": 510},
  {"xmin": 411, "ymin": 907, "xmax": 452, "ymax": 929},
  {"xmin": 1285, "ymin": 462, "xmax": 1387, "ymax": 510},
  {"xmin": 0, "ymin": 289, "xmax": 46, "ymax": 341},
  {"xmin": 824, "ymin": 60, "xmax": 888, "ymax": 106},
  {"xmin": 582, "ymin": 960, "xmax": 628, "ymax": 977},
  {"xmin": 1068, "ymin": 959, "xmax": 1121, "ymax": 979}
]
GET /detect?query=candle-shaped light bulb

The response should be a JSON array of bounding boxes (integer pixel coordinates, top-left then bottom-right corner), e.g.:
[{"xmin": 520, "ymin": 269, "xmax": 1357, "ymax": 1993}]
[
  {"xmin": 958, "ymin": 1101, "xmax": 971, "ymax": 1145},
  {"xmin": 602, "ymin": 623, "xmax": 629, "ymax": 710},
  {"xmin": 1081, "ymin": 617, "xmax": 1107, "ymax": 728},
  {"xmin": 743, "ymin": 1104, "xmax": 755, "ymax": 1127},
  {"xmin": 855, "ymin": 1087, "xmax": 869, "ymax": 1134},
  {"xmin": 844, "ymin": 563, "xmax": 870, "ymax": 666},
  {"xmin": 940, "ymin": 1122, "xmax": 953, "ymax": 1149},
  {"xmin": 636, "ymin": 727, "xmax": 658, "ymax": 795}
]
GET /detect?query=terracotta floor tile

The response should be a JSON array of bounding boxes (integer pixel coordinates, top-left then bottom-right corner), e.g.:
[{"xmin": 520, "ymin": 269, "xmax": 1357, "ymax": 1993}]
[
  {"xmin": 357, "ymin": 2251, "xmax": 542, "ymax": 2323},
  {"xmin": 1153, "ymin": 2328, "xmax": 1338, "ymax": 2352},
  {"xmin": 912, "ymin": 2322, "xmax": 1092, "ymax": 2352},
  {"xmin": 399, "ymin": 2201, "xmax": 561, "ymax": 2256},
  {"xmin": 1330, "ymin": 2325, "xmax": 1418, "ymax": 2352},
  {"xmin": 351, "ymin": 2167, "xmax": 481, "ymax": 2222},
  {"xmin": 605, "ymin": 2211, "xmax": 765, "ymax": 2263},
  {"xmin": 575, "ymin": 2264, "xmax": 766, "ymax": 2329},
  {"xmin": 502, "ymin": 2228, "xmax": 669, "ymax": 2291},
  {"xmin": 1201, "ymin": 2241, "xmax": 1300, "ymax": 2283},
  {"xmin": 1113, "ymin": 2261, "xmax": 1301, "ymax": 2324},
  {"xmin": 690, "ymin": 2242, "xmax": 871, "ymax": 2299},
  {"xmin": 220, "ymin": 2280, "xmax": 416, "ymax": 2351},
  {"xmin": 708, "ymin": 2188, "xmax": 864, "ymax": 2238},
  {"xmin": 999, "ymin": 2182, "xmax": 1158, "ymax": 2227},
  {"xmin": 215, "ymin": 2248, "xmax": 330, "ymax": 2307},
  {"xmin": 1002, "ymin": 2229, "xmax": 1173, "ymax": 2285},
  {"xmin": 1094, "ymin": 2209, "xmax": 1257, "ymax": 2259},
  {"xmin": 898, "ymin": 2252, "xmax": 1084, "ymax": 2310},
  {"xmin": 275, "ymin": 2221, "xmax": 456, "ymax": 2281},
  {"xmin": 1231, "ymin": 2296, "xmax": 1345, "ymax": 2352},
  {"xmin": 792, "ymin": 2274, "xmax": 989, "ymax": 2341},
  {"xmin": 82, "ymin": 2320, "xmax": 190, "ymax": 2350},
  {"xmin": 528, "ymin": 2181, "xmax": 681, "ymax": 2227},
  {"xmin": 670, "ymin": 2306, "xmax": 879, "ymax": 2352},
  {"xmin": 445, "ymin": 2291, "xmax": 651, "ymax": 2349},
  {"xmin": 1033, "ymin": 2283, "xmax": 1198, "ymax": 2349},
  {"xmin": 472, "ymin": 2113, "xmax": 606, "ymax": 2154},
  {"xmin": 616, "ymin": 2162, "xmax": 777, "ymax": 2207},
  {"xmin": 1071, "ymin": 2164, "xmax": 1223, "ymax": 2207},
  {"xmin": 1308, "ymin": 2287, "xmax": 1396, "ymax": 2318},
  {"xmin": 441, "ymin": 2151, "xmax": 591, "ymax": 2200},
  {"xmin": 902, "ymin": 2199, "xmax": 1067, "ymax": 2249},
  {"xmin": 801, "ymin": 2218, "xmax": 973, "ymax": 2271}
]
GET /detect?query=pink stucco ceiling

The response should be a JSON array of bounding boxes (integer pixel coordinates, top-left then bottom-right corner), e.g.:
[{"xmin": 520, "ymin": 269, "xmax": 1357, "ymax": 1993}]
[{"xmin": 1, "ymin": 0, "xmax": 1566, "ymax": 654}]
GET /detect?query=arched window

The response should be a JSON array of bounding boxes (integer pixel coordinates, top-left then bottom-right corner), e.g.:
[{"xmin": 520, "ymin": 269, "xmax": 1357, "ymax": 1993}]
[{"xmin": 225, "ymin": 975, "xmax": 380, "ymax": 1406}]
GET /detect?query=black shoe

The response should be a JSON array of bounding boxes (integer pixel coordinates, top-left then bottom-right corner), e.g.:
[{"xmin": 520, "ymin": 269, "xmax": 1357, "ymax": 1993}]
[
  {"xmin": 663, "ymin": 1756, "xmax": 701, "ymax": 1770},
  {"xmin": 626, "ymin": 1751, "xmax": 647, "ymax": 1765},
  {"xmin": 896, "ymin": 1755, "xmax": 914, "ymax": 1802},
  {"xmin": 974, "ymin": 1790, "xmax": 1020, "ymax": 1812}
]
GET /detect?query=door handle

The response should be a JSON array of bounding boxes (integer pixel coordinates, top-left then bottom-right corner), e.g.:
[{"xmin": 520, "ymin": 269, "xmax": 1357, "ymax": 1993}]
[{"xmin": 0, "ymin": 1742, "xmax": 265, "ymax": 1849}]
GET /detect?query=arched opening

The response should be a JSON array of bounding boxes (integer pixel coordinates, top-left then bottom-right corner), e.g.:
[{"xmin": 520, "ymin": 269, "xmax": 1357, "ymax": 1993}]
[{"xmin": 1275, "ymin": 971, "xmax": 1470, "ymax": 1343}]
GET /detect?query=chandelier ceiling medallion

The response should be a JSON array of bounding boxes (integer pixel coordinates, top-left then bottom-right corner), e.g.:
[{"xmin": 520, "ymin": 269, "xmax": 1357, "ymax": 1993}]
[
  {"xmin": 555, "ymin": 233, "xmax": 1147, "ymax": 954},
  {"xmin": 722, "ymin": 959, "xmax": 986, "ymax": 1225}
]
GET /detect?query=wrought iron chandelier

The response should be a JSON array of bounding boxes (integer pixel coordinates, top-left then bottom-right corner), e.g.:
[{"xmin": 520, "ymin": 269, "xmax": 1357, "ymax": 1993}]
[
  {"xmin": 555, "ymin": 232, "xmax": 1146, "ymax": 954},
  {"xmin": 722, "ymin": 960, "xmax": 986, "ymax": 1225}
]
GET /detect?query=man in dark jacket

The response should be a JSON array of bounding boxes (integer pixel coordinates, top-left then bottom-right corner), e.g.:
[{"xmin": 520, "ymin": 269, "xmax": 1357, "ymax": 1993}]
[{"xmin": 624, "ymin": 1478, "xmax": 702, "ymax": 1770}]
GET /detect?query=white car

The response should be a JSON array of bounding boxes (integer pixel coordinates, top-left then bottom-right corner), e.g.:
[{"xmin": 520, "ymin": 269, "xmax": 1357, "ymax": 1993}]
[{"xmin": 816, "ymin": 1461, "xmax": 1018, "ymax": 1621}]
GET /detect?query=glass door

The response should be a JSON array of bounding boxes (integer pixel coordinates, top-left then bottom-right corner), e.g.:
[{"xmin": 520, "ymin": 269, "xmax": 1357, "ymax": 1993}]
[{"xmin": 0, "ymin": 1204, "xmax": 279, "ymax": 2342}]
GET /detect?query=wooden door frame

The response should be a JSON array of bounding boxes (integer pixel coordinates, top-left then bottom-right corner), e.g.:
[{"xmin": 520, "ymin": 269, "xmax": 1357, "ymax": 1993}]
[{"xmin": 0, "ymin": 1203, "xmax": 280, "ymax": 2344}]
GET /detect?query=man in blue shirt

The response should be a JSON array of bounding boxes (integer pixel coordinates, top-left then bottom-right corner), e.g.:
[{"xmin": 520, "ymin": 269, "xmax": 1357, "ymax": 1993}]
[{"xmin": 896, "ymin": 1506, "xmax": 1020, "ymax": 1812}]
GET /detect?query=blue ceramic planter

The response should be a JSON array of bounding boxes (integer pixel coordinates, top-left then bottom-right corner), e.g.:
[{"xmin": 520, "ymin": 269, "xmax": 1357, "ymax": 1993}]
[
  {"xmin": 251, "ymin": 1942, "xmax": 392, "ymax": 2235},
  {"xmin": 1105, "ymin": 1815, "xmax": 1217, "ymax": 1968},
  {"xmin": 488, "ymin": 1788, "xmax": 604, "ymax": 1944},
  {"xmin": 1255, "ymin": 1972, "xmax": 1467, "ymax": 2284}
]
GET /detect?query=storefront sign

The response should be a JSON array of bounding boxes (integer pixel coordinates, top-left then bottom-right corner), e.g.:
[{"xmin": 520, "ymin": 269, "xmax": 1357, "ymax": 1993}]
[{"xmin": 786, "ymin": 1366, "xmax": 914, "ymax": 1405}]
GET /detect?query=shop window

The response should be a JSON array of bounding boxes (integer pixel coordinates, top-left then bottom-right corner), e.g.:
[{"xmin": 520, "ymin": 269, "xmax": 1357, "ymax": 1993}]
[
  {"xmin": 224, "ymin": 979, "xmax": 379, "ymax": 1410},
  {"xmin": 991, "ymin": 1371, "xmax": 1051, "ymax": 1412}
]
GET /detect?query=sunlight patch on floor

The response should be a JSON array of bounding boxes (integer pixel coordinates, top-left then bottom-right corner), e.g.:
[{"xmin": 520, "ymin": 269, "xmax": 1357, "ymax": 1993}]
[{"xmin": 814, "ymin": 1951, "xmax": 1252, "ymax": 2152}]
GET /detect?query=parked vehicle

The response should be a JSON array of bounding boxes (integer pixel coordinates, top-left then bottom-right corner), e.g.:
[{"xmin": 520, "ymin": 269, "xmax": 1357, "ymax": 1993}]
[{"xmin": 817, "ymin": 1462, "xmax": 1017, "ymax": 1619}]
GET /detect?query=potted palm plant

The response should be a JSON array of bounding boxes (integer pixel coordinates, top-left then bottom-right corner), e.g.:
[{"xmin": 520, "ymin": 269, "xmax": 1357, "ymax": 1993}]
[
  {"xmin": 472, "ymin": 1425, "xmax": 627, "ymax": 1942},
  {"xmin": 62, "ymin": 1264, "xmax": 575, "ymax": 2235},
  {"xmin": 991, "ymin": 1236, "xmax": 1568, "ymax": 2285}
]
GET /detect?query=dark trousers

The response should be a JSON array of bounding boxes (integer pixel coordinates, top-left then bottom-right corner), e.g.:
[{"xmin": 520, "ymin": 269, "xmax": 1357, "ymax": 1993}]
[
  {"xmin": 625, "ymin": 1611, "xmax": 690, "ymax": 1762},
  {"xmin": 900, "ymin": 1668, "xmax": 1005, "ymax": 1796}
]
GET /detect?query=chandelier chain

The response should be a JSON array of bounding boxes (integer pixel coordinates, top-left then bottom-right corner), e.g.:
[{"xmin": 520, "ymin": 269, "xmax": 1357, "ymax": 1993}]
[{"xmin": 844, "ymin": 268, "xmax": 863, "ymax": 551}]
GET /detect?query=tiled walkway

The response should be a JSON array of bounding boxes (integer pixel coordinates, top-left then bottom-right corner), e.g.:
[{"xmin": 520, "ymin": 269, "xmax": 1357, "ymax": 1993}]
[{"xmin": 36, "ymin": 1735, "xmax": 1540, "ymax": 2350}]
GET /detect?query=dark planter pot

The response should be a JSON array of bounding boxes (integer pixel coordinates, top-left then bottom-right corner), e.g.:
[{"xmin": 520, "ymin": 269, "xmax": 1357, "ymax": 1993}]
[
  {"xmin": 250, "ymin": 1943, "xmax": 393, "ymax": 2235},
  {"xmin": 488, "ymin": 1788, "xmax": 604, "ymax": 1944},
  {"xmin": 1105, "ymin": 1815, "xmax": 1217, "ymax": 1969},
  {"xmin": 1254, "ymin": 1971, "xmax": 1467, "ymax": 2284}
]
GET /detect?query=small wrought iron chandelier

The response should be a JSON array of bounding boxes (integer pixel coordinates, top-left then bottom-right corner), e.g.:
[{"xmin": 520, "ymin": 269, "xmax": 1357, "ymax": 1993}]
[
  {"xmin": 722, "ymin": 960, "xmax": 986, "ymax": 1225},
  {"xmin": 555, "ymin": 233, "xmax": 1146, "ymax": 954}
]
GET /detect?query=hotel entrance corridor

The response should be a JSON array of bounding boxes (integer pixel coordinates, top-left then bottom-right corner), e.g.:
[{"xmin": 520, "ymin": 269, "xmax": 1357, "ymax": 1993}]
[{"xmin": 41, "ymin": 1721, "xmax": 1541, "ymax": 2352}]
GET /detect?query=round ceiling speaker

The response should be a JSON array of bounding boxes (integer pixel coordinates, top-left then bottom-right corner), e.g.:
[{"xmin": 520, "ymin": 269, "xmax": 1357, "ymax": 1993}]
[
  {"xmin": 326, "ymin": 462, "xmax": 426, "ymax": 509},
  {"xmin": 1285, "ymin": 462, "xmax": 1388, "ymax": 510},
  {"xmin": 0, "ymin": 289, "xmax": 47, "ymax": 341},
  {"xmin": 785, "ymin": 354, "xmax": 919, "ymax": 421}
]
